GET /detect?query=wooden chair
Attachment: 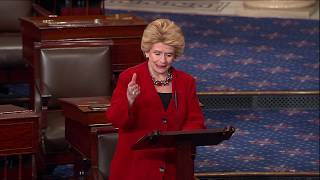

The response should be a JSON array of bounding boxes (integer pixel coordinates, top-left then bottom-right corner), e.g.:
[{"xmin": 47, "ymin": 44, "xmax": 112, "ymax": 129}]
[
  {"xmin": 33, "ymin": 39, "xmax": 113, "ymax": 178},
  {"xmin": 92, "ymin": 128, "xmax": 118, "ymax": 180},
  {"xmin": 0, "ymin": 0, "xmax": 54, "ymax": 107}
]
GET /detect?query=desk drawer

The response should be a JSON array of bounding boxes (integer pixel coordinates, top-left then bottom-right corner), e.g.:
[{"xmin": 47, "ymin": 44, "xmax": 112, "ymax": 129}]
[{"xmin": 0, "ymin": 119, "xmax": 38, "ymax": 155}]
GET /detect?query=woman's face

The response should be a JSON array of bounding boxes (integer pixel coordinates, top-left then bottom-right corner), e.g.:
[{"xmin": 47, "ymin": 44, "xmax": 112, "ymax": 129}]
[{"xmin": 146, "ymin": 42, "xmax": 175, "ymax": 78}]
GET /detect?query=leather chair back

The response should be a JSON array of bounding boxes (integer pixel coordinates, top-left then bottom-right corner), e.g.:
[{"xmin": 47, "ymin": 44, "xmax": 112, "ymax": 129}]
[
  {"xmin": 0, "ymin": 36, "xmax": 24, "ymax": 68},
  {"xmin": 34, "ymin": 40, "xmax": 113, "ymax": 154},
  {"xmin": 0, "ymin": 0, "xmax": 32, "ymax": 69},
  {"xmin": 97, "ymin": 132, "xmax": 118, "ymax": 179},
  {"xmin": 39, "ymin": 45, "xmax": 112, "ymax": 108},
  {"xmin": 0, "ymin": 0, "xmax": 32, "ymax": 32}
]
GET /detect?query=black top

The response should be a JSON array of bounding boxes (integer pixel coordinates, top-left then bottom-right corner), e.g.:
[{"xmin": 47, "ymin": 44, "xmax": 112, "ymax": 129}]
[{"xmin": 158, "ymin": 93, "xmax": 172, "ymax": 110}]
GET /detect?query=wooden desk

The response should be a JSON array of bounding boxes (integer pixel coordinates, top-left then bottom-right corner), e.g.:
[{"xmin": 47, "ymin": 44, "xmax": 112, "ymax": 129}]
[
  {"xmin": 20, "ymin": 14, "xmax": 147, "ymax": 73},
  {"xmin": 0, "ymin": 105, "xmax": 39, "ymax": 180},
  {"xmin": 59, "ymin": 97, "xmax": 115, "ymax": 169}
]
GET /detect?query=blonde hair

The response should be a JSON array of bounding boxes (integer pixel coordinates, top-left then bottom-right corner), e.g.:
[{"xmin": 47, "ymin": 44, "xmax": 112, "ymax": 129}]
[{"xmin": 141, "ymin": 19, "xmax": 185, "ymax": 57}]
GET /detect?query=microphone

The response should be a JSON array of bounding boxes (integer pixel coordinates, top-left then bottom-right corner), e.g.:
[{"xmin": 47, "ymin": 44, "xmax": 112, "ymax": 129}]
[
  {"xmin": 174, "ymin": 91, "xmax": 178, "ymax": 109},
  {"xmin": 172, "ymin": 72, "xmax": 178, "ymax": 110}
]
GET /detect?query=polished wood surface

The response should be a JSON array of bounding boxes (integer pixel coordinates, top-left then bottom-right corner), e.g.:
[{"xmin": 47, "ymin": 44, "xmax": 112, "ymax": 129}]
[
  {"xmin": 0, "ymin": 104, "xmax": 39, "ymax": 180},
  {"xmin": 59, "ymin": 97, "xmax": 114, "ymax": 168},
  {"xmin": 20, "ymin": 14, "xmax": 147, "ymax": 73},
  {"xmin": 60, "ymin": 96, "xmax": 111, "ymax": 125},
  {"xmin": 0, "ymin": 105, "xmax": 39, "ymax": 156}
]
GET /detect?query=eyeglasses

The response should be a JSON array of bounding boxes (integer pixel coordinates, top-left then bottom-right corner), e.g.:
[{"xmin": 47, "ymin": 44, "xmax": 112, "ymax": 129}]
[{"xmin": 151, "ymin": 50, "xmax": 175, "ymax": 60}]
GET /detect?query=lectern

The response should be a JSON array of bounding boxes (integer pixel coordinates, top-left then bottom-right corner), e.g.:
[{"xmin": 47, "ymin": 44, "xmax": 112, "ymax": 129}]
[{"xmin": 133, "ymin": 127, "xmax": 235, "ymax": 180}]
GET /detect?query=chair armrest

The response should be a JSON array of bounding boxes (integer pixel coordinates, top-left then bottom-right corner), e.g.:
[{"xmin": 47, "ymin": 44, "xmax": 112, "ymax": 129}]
[
  {"xmin": 34, "ymin": 78, "xmax": 54, "ymax": 154},
  {"xmin": 35, "ymin": 78, "xmax": 52, "ymax": 100},
  {"xmin": 32, "ymin": 3, "xmax": 56, "ymax": 17},
  {"xmin": 89, "ymin": 167, "xmax": 105, "ymax": 180},
  {"xmin": 34, "ymin": 79, "xmax": 52, "ymax": 128}
]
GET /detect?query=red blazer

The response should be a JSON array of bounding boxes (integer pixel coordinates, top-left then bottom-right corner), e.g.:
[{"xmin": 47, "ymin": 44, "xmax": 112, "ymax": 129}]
[{"xmin": 106, "ymin": 62, "xmax": 205, "ymax": 180}]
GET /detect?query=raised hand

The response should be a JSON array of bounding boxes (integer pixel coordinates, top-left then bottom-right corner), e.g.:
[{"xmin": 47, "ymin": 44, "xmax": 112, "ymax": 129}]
[{"xmin": 127, "ymin": 73, "xmax": 140, "ymax": 106}]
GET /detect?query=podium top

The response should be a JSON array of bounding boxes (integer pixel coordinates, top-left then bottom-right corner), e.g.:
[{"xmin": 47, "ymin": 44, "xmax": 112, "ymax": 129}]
[{"xmin": 132, "ymin": 127, "xmax": 235, "ymax": 150}]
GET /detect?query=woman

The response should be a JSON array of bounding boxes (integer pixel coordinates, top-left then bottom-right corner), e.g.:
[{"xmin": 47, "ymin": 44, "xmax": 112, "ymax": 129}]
[{"xmin": 106, "ymin": 18, "xmax": 205, "ymax": 180}]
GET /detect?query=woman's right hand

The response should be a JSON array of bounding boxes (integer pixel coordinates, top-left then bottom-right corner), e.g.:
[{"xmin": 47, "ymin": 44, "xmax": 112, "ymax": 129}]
[{"xmin": 127, "ymin": 73, "xmax": 140, "ymax": 107}]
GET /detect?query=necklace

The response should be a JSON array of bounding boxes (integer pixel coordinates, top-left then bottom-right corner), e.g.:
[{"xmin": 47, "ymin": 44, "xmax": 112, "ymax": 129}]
[{"xmin": 152, "ymin": 71, "xmax": 173, "ymax": 86}]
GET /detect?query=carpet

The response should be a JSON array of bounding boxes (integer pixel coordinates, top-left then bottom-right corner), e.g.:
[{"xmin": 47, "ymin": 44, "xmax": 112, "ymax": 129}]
[
  {"xmin": 107, "ymin": 10, "xmax": 320, "ymax": 93},
  {"xmin": 196, "ymin": 108, "xmax": 319, "ymax": 175},
  {"xmin": 105, "ymin": 0, "xmax": 231, "ymax": 15}
]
